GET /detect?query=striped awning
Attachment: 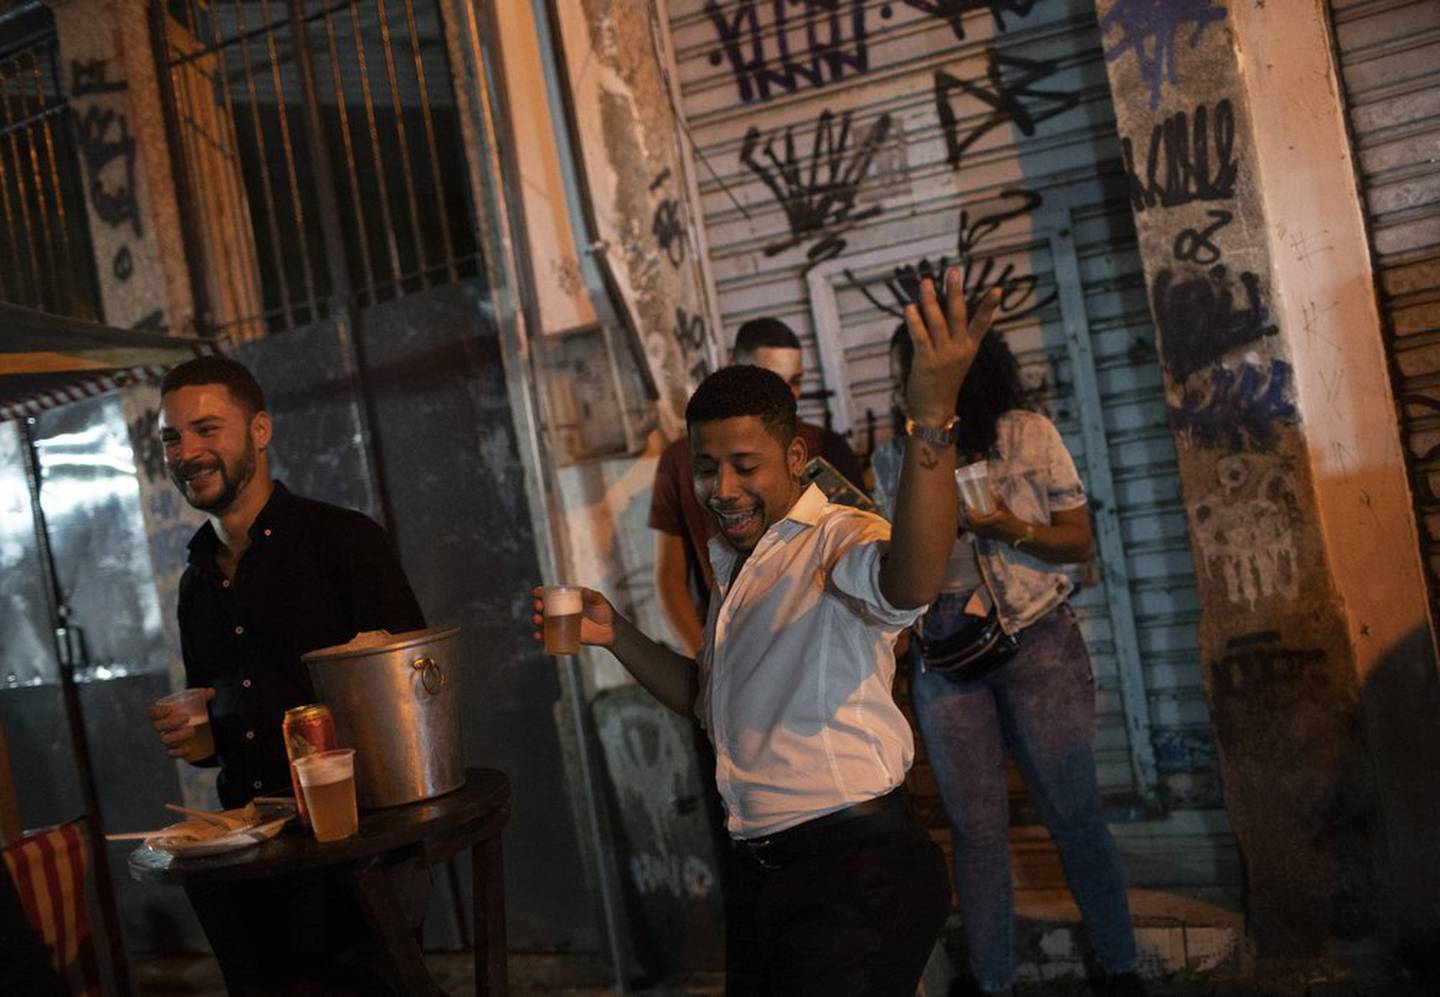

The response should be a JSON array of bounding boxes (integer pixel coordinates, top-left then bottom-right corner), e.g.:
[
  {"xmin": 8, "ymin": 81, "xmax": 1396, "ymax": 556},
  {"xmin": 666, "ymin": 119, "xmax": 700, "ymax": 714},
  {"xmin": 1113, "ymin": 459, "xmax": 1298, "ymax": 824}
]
[{"xmin": 0, "ymin": 303, "xmax": 209, "ymax": 421}]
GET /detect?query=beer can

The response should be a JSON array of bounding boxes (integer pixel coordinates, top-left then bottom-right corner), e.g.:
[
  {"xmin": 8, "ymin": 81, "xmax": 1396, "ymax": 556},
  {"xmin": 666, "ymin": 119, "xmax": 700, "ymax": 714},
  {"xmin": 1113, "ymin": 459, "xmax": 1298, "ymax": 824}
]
[{"xmin": 283, "ymin": 704, "xmax": 336, "ymax": 826}]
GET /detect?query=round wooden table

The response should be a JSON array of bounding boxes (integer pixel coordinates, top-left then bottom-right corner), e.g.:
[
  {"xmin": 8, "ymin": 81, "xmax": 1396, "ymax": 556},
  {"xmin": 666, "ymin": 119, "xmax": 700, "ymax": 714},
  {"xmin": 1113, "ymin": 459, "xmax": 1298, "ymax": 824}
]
[{"xmin": 129, "ymin": 767, "xmax": 511, "ymax": 996}]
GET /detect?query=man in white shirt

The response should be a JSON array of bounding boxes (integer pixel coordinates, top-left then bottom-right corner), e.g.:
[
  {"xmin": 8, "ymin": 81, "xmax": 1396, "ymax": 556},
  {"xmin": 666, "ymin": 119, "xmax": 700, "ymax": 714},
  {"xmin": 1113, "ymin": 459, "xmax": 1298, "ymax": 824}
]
[{"xmin": 537, "ymin": 273, "xmax": 1000, "ymax": 995}]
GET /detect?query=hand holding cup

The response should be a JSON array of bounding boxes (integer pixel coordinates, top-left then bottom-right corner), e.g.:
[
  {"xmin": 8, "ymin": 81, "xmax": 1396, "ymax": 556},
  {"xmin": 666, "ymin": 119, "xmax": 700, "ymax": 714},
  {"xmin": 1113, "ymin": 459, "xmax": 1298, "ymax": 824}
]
[
  {"xmin": 532, "ymin": 585, "xmax": 615, "ymax": 653},
  {"xmin": 148, "ymin": 688, "xmax": 216, "ymax": 762}
]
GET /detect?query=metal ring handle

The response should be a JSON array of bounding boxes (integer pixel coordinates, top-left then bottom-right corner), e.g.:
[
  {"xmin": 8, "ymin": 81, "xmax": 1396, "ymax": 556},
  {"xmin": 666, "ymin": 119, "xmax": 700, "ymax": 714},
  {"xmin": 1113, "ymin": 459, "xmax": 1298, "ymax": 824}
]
[{"xmin": 412, "ymin": 657, "xmax": 444, "ymax": 695}]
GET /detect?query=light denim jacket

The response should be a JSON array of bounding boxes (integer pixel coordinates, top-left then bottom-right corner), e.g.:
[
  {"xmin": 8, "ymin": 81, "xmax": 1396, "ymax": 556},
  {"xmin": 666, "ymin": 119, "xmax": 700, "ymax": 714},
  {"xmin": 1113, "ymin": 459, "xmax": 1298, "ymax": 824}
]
[{"xmin": 872, "ymin": 409, "xmax": 1087, "ymax": 634}]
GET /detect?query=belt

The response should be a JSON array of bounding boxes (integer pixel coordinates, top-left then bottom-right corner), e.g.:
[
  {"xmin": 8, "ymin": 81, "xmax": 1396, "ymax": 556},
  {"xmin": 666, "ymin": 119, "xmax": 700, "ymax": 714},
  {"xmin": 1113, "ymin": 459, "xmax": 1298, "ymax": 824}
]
[{"xmin": 732, "ymin": 788, "xmax": 911, "ymax": 871}]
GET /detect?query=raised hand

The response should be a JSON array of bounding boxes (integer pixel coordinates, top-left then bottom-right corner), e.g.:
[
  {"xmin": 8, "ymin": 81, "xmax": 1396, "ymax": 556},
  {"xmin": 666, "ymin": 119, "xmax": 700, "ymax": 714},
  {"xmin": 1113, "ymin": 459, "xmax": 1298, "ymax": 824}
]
[
  {"xmin": 902, "ymin": 269, "xmax": 1002, "ymax": 426},
  {"xmin": 531, "ymin": 586, "xmax": 616, "ymax": 648}
]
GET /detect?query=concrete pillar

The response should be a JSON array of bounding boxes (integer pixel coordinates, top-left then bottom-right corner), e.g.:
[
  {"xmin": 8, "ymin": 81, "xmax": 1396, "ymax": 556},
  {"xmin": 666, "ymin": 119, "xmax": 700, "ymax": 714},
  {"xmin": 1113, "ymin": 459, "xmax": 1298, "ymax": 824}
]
[
  {"xmin": 52, "ymin": 0, "xmax": 192, "ymax": 333},
  {"xmin": 1095, "ymin": 0, "xmax": 1440, "ymax": 964}
]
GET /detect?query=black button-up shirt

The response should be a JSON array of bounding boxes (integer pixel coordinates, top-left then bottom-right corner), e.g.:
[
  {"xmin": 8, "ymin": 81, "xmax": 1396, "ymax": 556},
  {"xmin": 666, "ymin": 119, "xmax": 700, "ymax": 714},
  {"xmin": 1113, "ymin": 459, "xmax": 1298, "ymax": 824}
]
[{"xmin": 178, "ymin": 482, "xmax": 426, "ymax": 807}]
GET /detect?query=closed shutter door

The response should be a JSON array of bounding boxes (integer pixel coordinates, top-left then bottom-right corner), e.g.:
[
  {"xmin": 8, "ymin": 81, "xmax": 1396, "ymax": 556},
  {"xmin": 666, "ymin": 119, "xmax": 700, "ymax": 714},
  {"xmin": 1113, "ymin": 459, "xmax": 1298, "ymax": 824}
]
[
  {"xmin": 1329, "ymin": 0, "xmax": 1440, "ymax": 620},
  {"xmin": 664, "ymin": 0, "xmax": 1223, "ymax": 810}
]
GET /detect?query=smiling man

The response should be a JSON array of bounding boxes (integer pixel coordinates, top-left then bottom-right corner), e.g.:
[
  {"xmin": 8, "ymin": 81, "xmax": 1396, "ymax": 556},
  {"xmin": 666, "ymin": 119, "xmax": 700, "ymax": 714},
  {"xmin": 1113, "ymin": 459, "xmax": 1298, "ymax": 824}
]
[
  {"xmin": 537, "ymin": 273, "xmax": 1001, "ymax": 996},
  {"xmin": 148, "ymin": 354, "xmax": 425, "ymax": 994}
]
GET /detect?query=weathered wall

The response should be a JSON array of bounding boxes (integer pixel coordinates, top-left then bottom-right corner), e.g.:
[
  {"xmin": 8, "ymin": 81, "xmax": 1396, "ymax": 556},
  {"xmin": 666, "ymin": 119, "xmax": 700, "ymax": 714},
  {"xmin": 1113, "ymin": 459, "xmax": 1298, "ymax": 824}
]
[
  {"xmin": 52, "ymin": 0, "xmax": 192, "ymax": 333},
  {"xmin": 552, "ymin": 0, "xmax": 717, "ymax": 439},
  {"xmin": 1095, "ymin": 0, "xmax": 1439, "ymax": 961}
]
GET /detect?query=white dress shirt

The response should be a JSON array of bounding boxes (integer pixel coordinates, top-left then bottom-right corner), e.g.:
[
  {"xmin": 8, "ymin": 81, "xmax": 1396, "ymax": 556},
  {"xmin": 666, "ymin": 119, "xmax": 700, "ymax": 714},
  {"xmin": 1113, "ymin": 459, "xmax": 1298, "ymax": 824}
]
[{"xmin": 697, "ymin": 484, "xmax": 925, "ymax": 838}]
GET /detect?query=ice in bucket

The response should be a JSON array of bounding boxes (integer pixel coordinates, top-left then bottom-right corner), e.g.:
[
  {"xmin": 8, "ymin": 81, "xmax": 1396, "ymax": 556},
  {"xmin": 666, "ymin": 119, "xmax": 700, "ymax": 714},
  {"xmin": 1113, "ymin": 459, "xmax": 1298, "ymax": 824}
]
[
  {"xmin": 955, "ymin": 461, "xmax": 995, "ymax": 516},
  {"xmin": 542, "ymin": 585, "xmax": 583, "ymax": 655}
]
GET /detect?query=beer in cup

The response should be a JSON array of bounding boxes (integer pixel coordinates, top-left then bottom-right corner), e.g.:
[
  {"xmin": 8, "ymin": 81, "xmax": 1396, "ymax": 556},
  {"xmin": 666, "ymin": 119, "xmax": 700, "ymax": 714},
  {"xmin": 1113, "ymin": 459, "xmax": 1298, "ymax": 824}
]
[
  {"xmin": 542, "ymin": 585, "xmax": 583, "ymax": 655},
  {"xmin": 155, "ymin": 688, "xmax": 214, "ymax": 763},
  {"xmin": 293, "ymin": 748, "xmax": 359, "ymax": 842},
  {"xmin": 955, "ymin": 461, "xmax": 995, "ymax": 517}
]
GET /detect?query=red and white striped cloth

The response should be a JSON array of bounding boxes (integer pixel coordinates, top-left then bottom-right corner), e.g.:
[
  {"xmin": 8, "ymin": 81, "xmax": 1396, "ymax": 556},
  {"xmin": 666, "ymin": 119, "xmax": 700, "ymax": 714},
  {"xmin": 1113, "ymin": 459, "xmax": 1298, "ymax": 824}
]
[{"xmin": 3, "ymin": 821, "xmax": 103, "ymax": 997}]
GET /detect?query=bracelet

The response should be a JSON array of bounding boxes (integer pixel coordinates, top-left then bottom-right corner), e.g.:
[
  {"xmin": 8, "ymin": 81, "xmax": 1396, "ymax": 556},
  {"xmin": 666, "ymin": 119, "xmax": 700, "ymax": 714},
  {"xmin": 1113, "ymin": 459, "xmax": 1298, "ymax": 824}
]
[{"xmin": 1011, "ymin": 524, "xmax": 1036, "ymax": 550}]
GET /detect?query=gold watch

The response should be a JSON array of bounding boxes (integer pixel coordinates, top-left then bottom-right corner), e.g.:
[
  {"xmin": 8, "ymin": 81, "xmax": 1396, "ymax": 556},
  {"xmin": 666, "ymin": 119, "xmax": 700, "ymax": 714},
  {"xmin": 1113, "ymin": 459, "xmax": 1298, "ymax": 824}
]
[{"xmin": 904, "ymin": 415, "xmax": 958, "ymax": 448}]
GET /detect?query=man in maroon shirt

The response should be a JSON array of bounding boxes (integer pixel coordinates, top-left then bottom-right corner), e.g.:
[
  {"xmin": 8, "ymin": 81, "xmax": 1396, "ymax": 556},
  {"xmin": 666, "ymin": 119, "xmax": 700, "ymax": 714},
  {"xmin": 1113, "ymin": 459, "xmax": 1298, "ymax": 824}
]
[{"xmin": 649, "ymin": 318, "xmax": 863, "ymax": 653}]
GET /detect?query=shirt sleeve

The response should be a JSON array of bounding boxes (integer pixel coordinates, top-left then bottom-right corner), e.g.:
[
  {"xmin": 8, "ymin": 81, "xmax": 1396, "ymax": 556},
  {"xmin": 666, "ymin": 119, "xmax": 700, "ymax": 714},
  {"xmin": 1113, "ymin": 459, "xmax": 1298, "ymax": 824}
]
[
  {"xmin": 648, "ymin": 441, "xmax": 686, "ymax": 536},
  {"xmin": 1041, "ymin": 418, "xmax": 1087, "ymax": 512},
  {"xmin": 824, "ymin": 513, "xmax": 925, "ymax": 629}
]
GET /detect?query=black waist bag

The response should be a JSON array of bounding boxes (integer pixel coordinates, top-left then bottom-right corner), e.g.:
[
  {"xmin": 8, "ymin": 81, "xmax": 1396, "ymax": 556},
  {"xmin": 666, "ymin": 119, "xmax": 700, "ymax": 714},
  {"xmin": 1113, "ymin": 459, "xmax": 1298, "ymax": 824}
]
[{"xmin": 916, "ymin": 607, "xmax": 1021, "ymax": 682}]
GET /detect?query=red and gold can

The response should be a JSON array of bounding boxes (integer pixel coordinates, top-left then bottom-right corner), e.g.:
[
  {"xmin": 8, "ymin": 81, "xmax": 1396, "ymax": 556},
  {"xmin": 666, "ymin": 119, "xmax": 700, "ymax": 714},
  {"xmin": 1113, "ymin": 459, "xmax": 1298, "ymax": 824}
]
[{"xmin": 282, "ymin": 704, "xmax": 336, "ymax": 826}]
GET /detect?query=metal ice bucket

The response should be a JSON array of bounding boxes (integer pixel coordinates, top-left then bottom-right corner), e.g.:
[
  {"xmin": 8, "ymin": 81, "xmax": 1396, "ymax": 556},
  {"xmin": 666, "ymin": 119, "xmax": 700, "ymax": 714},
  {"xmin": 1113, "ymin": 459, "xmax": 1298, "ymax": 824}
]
[{"xmin": 302, "ymin": 627, "xmax": 464, "ymax": 808}]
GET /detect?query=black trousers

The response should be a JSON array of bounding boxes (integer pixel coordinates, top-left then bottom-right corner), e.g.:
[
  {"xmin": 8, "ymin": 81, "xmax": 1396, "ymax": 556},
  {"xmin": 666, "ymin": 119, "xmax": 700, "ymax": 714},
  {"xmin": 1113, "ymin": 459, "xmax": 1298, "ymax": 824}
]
[
  {"xmin": 186, "ymin": 863, "xmax": 430, "ymax": 996},
  {"xmin": 723, "ymin": 796, "xmax": 950, "ymax": 997}
]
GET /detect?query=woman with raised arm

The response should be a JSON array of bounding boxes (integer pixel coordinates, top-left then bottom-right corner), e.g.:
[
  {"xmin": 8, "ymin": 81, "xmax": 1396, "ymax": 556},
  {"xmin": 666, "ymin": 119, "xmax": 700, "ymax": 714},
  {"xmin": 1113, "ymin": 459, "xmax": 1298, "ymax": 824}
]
[{"xmin": 871, "ymin": 323, "xmax": 1145, "ymax": 997}]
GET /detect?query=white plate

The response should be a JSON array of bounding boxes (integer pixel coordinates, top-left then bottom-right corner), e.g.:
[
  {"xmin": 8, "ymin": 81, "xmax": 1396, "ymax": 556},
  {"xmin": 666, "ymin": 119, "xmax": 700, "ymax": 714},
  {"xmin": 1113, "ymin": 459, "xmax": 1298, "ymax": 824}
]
[{"xmin": 145, "ymin": 815, "xmax": 290, "ymax": 857}]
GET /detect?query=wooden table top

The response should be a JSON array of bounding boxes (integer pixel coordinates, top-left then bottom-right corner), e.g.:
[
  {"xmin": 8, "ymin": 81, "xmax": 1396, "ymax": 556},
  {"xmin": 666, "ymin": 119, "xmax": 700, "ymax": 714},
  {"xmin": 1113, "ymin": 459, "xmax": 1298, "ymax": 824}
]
[{"xmin": 128, "ymin": 767, "xmax": 511, "ymax": 886}]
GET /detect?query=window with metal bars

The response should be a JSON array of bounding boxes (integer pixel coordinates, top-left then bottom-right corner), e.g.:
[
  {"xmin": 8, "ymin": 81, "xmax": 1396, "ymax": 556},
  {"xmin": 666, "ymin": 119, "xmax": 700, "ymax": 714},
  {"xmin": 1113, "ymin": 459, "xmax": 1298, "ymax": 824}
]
[
  {"xmin": 0, "ymin": 2, "xmax": 103, "ymax": 322},
  {"xmin": 158, "ymin": 0, "xmax": 482, "ymax": 339}
]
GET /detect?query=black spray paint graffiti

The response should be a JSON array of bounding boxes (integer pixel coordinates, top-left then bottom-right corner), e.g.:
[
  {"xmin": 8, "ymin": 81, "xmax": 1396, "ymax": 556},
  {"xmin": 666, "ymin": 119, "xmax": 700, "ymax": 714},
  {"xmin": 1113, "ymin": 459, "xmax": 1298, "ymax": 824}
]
[
  {"xmin": 1171, "ymin": 357, "xmax": 1298, "ymax": 452},
  {"xmin": 706, "ymin": 0, "xmax": 871, "ymax": 104},
  {"xmin": 933, "ymin": 51, "xmax": 1078, "ymax": 172},
  {"xmin": 71, "ymin": 60, "xmax": 141, "ymax": 243},
  {"xmin": 674, "ymin": 306, "xmax": 707, "ymax": 354},
  {"xmin": 650, "ymin": 169, "xmax": 686, "ymax": 268},
  {"xmin": 845, "ymin": 188, "xmax": 1055, "ymax": 322},
  {"xmin": 128, "ymin": 405, "xmax": 168, "ymax": 485},
  {"xmin": 1173, "ymin": 209, "xmax": 1233, "ymax": 264},
  {"xmin": 1210, "ymin": 630, "xmax": 1323, "ymax": 699},
  {"xmin": 1122, "ymin": 99, "xmax": 1237, "ymax": 214},
  {"xmin": 1152, "ymin": 265, "xmax": 1277, "ymax": 382},
  {"xmin": 901, "ymin": 0, "xmax": 1036, "ymax": 43},
  {"xmin": 741, "ymin": 109, "xmax": 891, "ymax": 266},
  {"xmin": 1100, "ymin": 0, "xmax": 1228, "ymax": 110}
]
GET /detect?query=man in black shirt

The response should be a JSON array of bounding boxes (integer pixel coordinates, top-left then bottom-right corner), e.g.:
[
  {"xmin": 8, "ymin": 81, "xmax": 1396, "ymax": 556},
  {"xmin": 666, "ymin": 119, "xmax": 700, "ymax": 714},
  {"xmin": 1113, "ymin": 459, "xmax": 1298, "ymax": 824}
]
[{"xmin": 148, "ymin": 354, "xmax": 425, "ymax": 994}]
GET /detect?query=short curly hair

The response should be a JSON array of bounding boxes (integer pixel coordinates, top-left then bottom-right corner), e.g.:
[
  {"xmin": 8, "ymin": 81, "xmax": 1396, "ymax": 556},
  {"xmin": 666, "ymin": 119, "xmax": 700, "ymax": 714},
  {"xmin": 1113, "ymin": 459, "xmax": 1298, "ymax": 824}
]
[
  {"xmin": 685, "ymin": 365, "xmax": 797, "ymax": 444},
  {"xmin": 160, "ymin": 354, "xmax": 266, "ymax": 416}
]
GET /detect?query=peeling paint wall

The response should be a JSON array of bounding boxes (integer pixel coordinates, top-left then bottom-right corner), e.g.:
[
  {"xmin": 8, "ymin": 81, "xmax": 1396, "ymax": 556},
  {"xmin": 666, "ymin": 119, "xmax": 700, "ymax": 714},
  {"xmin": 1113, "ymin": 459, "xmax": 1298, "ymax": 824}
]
[{"xmin": 552, "ymin": 0, "xmax": 716, "ymax": 438}]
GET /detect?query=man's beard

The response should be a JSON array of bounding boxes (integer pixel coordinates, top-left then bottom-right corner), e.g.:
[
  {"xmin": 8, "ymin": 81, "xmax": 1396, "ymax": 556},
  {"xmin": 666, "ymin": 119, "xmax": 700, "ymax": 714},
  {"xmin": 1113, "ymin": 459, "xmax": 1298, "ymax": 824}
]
[{"xmin": 171, "ymin": 441, "xmax": 257, "ymax": 513}]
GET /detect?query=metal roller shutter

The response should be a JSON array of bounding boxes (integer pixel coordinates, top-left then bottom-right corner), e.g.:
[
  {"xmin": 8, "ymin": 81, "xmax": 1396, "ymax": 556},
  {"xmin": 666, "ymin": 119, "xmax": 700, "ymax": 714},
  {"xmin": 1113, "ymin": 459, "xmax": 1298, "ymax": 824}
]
[
  {"xmin": 1329, "ymin": 0, "xmax": 1440, "ymax": 622},
  {"xmin": 661, "ymin": 0, "xmax": 1223, "ymax": 812}
]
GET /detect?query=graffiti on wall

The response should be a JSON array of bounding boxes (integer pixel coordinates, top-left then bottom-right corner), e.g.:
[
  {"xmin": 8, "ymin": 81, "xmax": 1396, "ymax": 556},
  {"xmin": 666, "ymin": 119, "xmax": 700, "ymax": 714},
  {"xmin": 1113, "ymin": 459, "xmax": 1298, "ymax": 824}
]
[
  {"xmin": 70, "ymin": 58, "xmax": 164, "ymax": 331},
  {"xmin": 902, "ymin": 0, "xmax": 1037, "ymax": 43},
  {"xmin": 1171, "ymin": 356, "xmax": 1298, "ymax": 452},
  {"xmin": 706, "ymin": 0, "xmax": 872, "ymax": 104},
  {"xmin": 845, "ymin": 187, "xmax": 1053, "ymax": 322},
  {"xmin": 1122, "ymin": 99, "xmax": 1237, "ymax": 213},
  {"xmin": 741, "ymin": 108, "xmax": 892, "ymax": 266},
  {"xmin": 933, "ymin": 51, "xmax": 1078, "ymax": 172},
  {"xmin": 650, "ymin": 169, "xmax": 687, "ymax": 269},
  {"xmin": 1190, "ymin": 455, "xmax": 1301, "ymax": 609},
  {"xmin": 1100, "ymin": 0, "xmax": 1229, "ymax": 109},
  {"xmin": 1151, "ymin": 266, "xmax": 1277, "ymax": 382}
]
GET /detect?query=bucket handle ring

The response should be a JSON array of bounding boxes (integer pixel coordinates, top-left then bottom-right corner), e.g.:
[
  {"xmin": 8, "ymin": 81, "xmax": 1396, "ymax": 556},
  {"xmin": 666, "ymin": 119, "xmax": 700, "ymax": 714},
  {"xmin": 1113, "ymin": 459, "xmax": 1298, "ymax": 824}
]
[{"xmin": 412, "ymin": 657, "xmax": 445, "ymax": 695}]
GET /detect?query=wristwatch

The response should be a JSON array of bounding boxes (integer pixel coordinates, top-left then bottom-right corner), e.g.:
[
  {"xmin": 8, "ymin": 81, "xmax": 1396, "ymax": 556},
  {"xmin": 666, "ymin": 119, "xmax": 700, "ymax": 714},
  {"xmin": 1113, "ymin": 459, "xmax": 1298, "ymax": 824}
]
[
  {"xmin": 904, "ymin": 415, "xmax": 959, "ymax": 448},
  {"xmin": 1012, "ymin": 524, "xmax": 1036, "ymax": 550}
]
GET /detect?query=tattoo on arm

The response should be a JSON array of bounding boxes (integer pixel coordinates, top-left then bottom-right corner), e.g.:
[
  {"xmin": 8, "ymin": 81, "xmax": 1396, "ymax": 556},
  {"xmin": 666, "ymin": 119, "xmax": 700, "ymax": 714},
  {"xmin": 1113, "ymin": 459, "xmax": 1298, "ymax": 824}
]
[{"xmin": 917, "ymin": 445, "xmax": 940, "ymax": 471}]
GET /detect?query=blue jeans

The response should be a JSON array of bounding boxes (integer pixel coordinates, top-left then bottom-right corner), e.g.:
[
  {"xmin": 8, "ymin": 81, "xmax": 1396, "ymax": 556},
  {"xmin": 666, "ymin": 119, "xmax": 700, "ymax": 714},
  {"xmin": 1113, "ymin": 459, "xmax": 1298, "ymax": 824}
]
[{"xmin": 910, "ymin": 602, "xmax": 1137, "ymax": 991}]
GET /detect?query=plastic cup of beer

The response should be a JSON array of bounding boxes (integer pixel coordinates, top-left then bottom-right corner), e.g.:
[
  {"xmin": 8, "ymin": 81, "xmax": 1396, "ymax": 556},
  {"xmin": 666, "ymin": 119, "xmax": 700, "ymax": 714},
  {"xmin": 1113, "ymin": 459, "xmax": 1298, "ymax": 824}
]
[
  {"xmin": 293, "ymin": 748, "xmax": 359, "ymax": 843},
  {"xmin": 155, "ymin": 688, "xmax": 214, "ymax": 763},
  {"xmin": 542, "ymin": 584, "xmax": 583, "ymax": 655},
  {"xmin": 955, "ymin": 461, "xmax": 995, "ymax": 516}
]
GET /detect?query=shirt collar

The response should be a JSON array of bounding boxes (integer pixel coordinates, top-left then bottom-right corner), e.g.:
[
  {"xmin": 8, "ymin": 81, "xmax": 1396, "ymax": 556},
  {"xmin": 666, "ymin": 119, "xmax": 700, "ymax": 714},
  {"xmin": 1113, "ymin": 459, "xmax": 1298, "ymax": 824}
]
[
  {"xmin": 187, "ymin": 479, "xmax": 297, "ymax": 566},
  {"xmin": 708, "ymin": 484, "xmax": 827, "ymax": 586}
]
